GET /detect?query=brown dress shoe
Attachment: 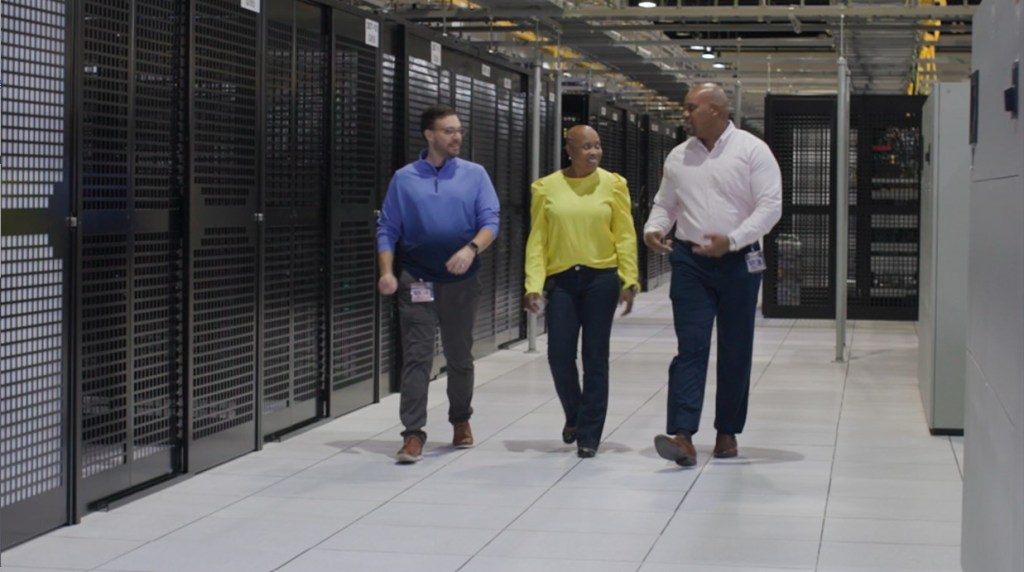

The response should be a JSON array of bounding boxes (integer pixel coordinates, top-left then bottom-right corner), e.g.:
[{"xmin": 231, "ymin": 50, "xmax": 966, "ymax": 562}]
[
  {"xmin": 396, "ymin": 435, "xmax": 424, "ymax": 463},
  {"xmin": 654, "ymin": 434, "xmax": 697, "ymax": 467},
  {"xmin": 452, "ymin": 421, "xmax": 474, "ymax": 448},
  {"xmin": 714, "ymin": 432, "xmax": 738, "ymax": 458}
]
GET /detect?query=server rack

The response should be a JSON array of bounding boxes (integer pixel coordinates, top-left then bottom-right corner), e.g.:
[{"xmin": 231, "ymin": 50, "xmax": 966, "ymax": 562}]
[
  {"xmin": 763, "ymin": 94, "xmax": 924, "ymax": 320},
  {"xmin": 1, "ymin": 0, "xmax": 74, "ymax": 549},
  {"xmin": 75, "ymin": 0, "xmax": 187, "ymax": 510},
  {"xmin": 763, "ymin": 95, "xmax": 837, "ymax": 318}
]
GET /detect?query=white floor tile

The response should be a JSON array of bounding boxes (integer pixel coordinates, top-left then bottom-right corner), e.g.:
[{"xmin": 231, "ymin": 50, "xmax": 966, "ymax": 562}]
[
  {"xmin": 509, "ymin": 506, "xmax": 674, "ymax": 535},
  {"xmin": 461, "ymin": 555, "xmax": 638, "ymax": 572},
  {"xmin": 94, "ymin": 540, "xmax": 298, "ymax": 572},
  {"xmin": 317, "ymin": 522, "xmax": 496, "ymax": 555},
  {"xmin": 823, "ymin": 517, "xmax": 961, "ymax": 545},
  {"xmin": 276, "ymin": 550, "xmax": 469, "ymax": 572},
  {"xmin": 478, "ymin": 529, "xmax": 657, "ymax": 562},
  {"xmin": 817, "ymin": 541, "xmax": 961, "ymax": 571},
  {"xmin": 645, "ymin": 535, "xmax": 820, "ymax": 569},
  {"xmin": 1, "ymin": 537, "xmax": 144, "ymax": 570}
]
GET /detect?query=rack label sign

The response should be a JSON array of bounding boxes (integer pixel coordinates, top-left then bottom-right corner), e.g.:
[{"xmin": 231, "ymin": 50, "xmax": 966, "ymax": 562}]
[
  {"xmin": 503, "ymin": 77, "xmax": 512, "ymax": 90},
  {"xmin": 241, "ymin": 0, "xmax": 259, "ymax": 12},
  {"xmin": 601, "ymin": 106, "xmax": 607, "ymax": 116},
  {"xmin": 548, "ymin": 92, "xmax": 555, "ymax": 103},
  {"xmin": 365, "ymin": 20, "xmax": 379, "ymax": 48},
  {"xmin": 430, "ymin": 42, "xmax": 442, "ymax": 66},
  {"xmin": 482, "ymin": 64, "xmax": 491, "ymax": 77}
]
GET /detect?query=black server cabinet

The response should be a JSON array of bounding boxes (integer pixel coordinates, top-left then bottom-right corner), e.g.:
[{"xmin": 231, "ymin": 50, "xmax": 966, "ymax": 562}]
[
  {"xmin": 260, "ymin": 0, "xmax": 329, "ymax": 438},
  {"xmin": 763, "ymin": 95, "xmax": 838, "ymax": 319},
  {"xmin": 0, "ymin": 0, "xmax": 74, "ymax": 549},
  {"xmin": 75, "ymin": 0, "xmax": 186, "ymax": 510},
  {"xmin": 848, "ymin": 96, "xmax": 924, "ymax": 321},
  {"xmin": 185, "ymin": 0, "xmax": 261, "ymax": 472},
  {"xmin": 763, "ymin": 94, "xmax": 924, "ymax": 320},
  {"xmin": 328, "ymin": 7, "xmax": 385, "ymax": 417}
]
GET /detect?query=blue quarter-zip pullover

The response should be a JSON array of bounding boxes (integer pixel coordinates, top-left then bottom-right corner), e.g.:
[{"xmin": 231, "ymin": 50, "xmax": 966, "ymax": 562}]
[{"xmin": 377, "ymin": 151, "xmax": 501, "ymax": 282}]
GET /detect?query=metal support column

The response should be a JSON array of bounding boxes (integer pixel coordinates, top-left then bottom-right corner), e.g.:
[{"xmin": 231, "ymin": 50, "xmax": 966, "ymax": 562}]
[
  {"xmin": 835, "ymin": 55, "xmax": 850, "ymax": 362},
  {"xmin": 526, "ymin": 61, "xmax": 542, "ymax": 352}
]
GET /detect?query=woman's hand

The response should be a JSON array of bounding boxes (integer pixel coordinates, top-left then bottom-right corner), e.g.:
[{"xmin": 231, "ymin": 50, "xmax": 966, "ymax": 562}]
[
  {"xmin": 524, "ymin": 293, "xmax": 544, "ymax": 315},
  {"xmin": 618, "ymin": 286, "xmax": 635, "ymax": 317}
]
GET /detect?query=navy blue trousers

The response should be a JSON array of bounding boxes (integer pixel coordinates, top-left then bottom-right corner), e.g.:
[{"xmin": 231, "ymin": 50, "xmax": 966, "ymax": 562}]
[
  {"xmin": 546, "ymin": 266, "xmax": 620, "ymax": 450},
  {"xmin": 667, "ymin": 242, "xmax": 761, "ymax": 437}
]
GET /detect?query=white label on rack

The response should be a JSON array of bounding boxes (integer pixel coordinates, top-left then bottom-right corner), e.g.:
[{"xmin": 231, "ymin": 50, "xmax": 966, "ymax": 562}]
[
  {"xmin": 241, "ymin": 0, "xmax": 259, "ymax": 12},
  {"xmin": 430, "ymin": 41, "xmax": 442, "ymax": 66},
  {"xmin": 652, "ymin": 123, "xmax": 659, "ymax": 131},
  {"xmin": 613, "ymin": 112, "xmax": 619, "ymax": 121},
  {"xmin": 548, "ymin": 92, "xmax": 555, "ymax": 103},
  {"xmin": 482, "ymin": 64, "xmax": 491, "ymax": 77},
  {"xmin": 630, "ymin": 112, "xmax": 636, "ymax": 122},
  {"xmin": 601, "ymin": 106, "xmax": 607, "ymax": 116},
  {"xmin": 364, "ymin": 20, "xmax": 379, "ymax": 48},
  {"xmin": 503, "ymin": 77, "xmax": 512, "ymax": 90}
]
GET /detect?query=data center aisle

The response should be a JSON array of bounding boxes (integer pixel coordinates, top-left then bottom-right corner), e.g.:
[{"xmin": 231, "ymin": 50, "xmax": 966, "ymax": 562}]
[{"xmin": 2, "ymin": 286, "xmax": 963, "ymax": 572}]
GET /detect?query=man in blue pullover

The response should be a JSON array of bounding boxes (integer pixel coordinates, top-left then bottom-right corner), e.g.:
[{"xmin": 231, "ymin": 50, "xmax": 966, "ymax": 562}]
[{"xmin": 377, "ymin": 104, "xmax": 500, "ymax": 463}]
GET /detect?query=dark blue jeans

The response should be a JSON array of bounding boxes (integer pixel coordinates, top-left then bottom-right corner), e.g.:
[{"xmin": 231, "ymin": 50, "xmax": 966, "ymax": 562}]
[
  {"xmin": 546, "ymin": 266, "xmax": 620, "ymax": 450},
  {"xmin": 667, "ymin": 242, "xmax": 761, "ymax": 437}
]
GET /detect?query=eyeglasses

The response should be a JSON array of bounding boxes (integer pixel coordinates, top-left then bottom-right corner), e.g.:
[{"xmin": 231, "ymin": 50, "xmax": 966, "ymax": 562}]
[{"xmin": 435, "ymin": 127, "xmax": 469, "ymax": 136}]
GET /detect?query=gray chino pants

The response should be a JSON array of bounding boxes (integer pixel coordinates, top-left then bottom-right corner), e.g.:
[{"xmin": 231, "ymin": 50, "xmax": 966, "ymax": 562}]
[{"xmin": 397, "ymin": 270, "xmax": 479, "ymax": 439}]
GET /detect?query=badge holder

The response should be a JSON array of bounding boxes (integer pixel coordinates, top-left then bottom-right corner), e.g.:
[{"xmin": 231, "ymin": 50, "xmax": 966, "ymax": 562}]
[
  {"xmin": 410, "ymin": 280, "xmax": 435, "ymax": 303},
  {"xmin": 745, "ymin": 247, "xmax": 767, "ymax": 274}
]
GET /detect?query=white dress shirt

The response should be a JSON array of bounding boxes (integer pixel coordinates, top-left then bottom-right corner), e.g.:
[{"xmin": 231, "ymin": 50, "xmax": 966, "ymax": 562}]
[{"xmin": 644, "ymin": 122, "xmax": 782, "ymax": 250}]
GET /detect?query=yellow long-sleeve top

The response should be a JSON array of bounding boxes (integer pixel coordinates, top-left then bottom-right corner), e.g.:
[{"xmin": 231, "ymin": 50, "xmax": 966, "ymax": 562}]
[{"xmin": 524, "ymin": 167, "xmax": 639, "ymax": 295}]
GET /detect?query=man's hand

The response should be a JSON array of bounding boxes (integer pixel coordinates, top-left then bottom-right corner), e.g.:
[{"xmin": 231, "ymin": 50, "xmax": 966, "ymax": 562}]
[
  {"xmin": 692, "ymin": 234, "xmax": 730, "ymax": 258},
  {"xmin": 378, "ymin": 273, "xmax": 398, "ymax": 295},
  {"xmin": 524, "ymin": 293, "xmax": 544, "ymax": 315},
  {"xmin": 445, "ymin": 246, "xmax": 475, "ymax": 275},
  {"xmin": 644, "ymin": 230, "xmax": 673, "ymax": 254},
  {"xmin": 618, "ymin": 287, "xmax": 635, "ymax": 317}
]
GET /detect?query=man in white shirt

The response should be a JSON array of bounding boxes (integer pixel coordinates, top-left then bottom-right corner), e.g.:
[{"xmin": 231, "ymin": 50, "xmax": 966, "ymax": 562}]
[{"xmin": 643, "ymin": 83, "xmax": 782, "ymax": 467}]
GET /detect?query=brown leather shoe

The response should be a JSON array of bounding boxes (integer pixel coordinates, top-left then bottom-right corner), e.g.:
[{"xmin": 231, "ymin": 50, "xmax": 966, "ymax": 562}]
[
  {"xmin": 452, "ymin": 421, "xmax": 474, "ymax": 448},
  {"xmin": 713, "ymin": 432, "xmax": 738, "ymax": 458},
  {"xmin": 654, "ymin": 434, "xmax": 697, "ymax": 467},
  {"xmin": 396, "ymin": 435, "xmax": 424, "ymax": 463}
]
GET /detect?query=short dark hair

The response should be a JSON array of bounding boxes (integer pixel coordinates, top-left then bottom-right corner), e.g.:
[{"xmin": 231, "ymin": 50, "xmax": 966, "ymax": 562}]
[{"xmin": 421, "ymin": 103, "xmax": 457, "ymax": 133}]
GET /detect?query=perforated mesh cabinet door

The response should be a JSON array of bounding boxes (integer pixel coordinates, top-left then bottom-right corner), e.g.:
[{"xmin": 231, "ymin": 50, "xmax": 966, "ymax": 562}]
[
  {"xmin": 379, "ymin": 46, "xmax": 401, "ymax": 394},
  {"xmin": 187, "ymin": 0, "xmax": 260, "ymax": 471},
  {"xmin": 329, "ymin": 8, "xmax": 382, "ymax": 417},
  {"xmin": 260, "ymin": 0, "xmax": 328, "ymax": 438},
  {"xmin": 1, "ymin": 0, "xmax": 72, "ymax": 548},
  {"xmin": 76, "ymin": 0, "xmax": 185, "ymax": 510},
  {"xmin": 848, "ymin": 95, "xmax": 924, "ymax": 320},
  {"xmin": 763, "ymin": 95, "xmax": 838, "ymax": 319}
]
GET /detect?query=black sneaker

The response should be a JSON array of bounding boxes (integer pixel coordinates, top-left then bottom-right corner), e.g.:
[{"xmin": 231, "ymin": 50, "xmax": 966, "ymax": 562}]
[
  {"xmin": 562, "ymin": 425, "xmax": 577, "ymax": 444},
  {"xmin": 577, "ymin": 447, "xmax": 596, "ymax": 458}
]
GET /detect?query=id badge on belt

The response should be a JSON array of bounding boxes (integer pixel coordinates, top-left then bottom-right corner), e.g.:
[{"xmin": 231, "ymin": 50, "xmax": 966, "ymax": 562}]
[
  {"xmin": 745, "ymin": 250, "xmax": 767, "ymax": 274},
  {"xmin": 410, "ymin": 280, "xmax": 435, "ymax": 303}
]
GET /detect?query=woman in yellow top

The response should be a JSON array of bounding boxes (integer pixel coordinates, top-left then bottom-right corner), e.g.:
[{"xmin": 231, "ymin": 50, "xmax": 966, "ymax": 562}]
[{"xmin": 524, "ymin": 124, "xmax": 640, "ymax": 458}]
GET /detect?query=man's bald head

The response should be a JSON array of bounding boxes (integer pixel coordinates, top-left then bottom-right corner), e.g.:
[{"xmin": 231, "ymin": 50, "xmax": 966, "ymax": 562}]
[
  {"xmin": 689, "ymin": 83, "xmax": 729, "ymax": 114},
  {"xmin": 682, "ymin": 82, "xmax": 731, "ymax": 143}
]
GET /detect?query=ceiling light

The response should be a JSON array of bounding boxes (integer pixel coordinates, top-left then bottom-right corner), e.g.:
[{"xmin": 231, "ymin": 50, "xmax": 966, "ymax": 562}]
[
  {"xmin": 712, "ymin": 62, "xmax": 726, "ymax": 69},
  {"xmin": 638, "ymin": 1, "xmax": 657, "ymax": 7},
  {"xmin": 689, "ymin": 45, "xmax": 705, "ymax": 51},
  {"xmin": 701, "ymin": 52, "xmax": 715, "ymax": 60}
]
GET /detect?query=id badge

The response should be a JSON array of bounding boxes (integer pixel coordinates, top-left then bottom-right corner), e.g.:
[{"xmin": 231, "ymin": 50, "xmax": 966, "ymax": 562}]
[
  {"xmin": 745, "ymin": 250, "xmax": 767, "ymax": 274},
  {"xmin": 410, "ymin": 280, "xmax": 435, "ymax": 303}
]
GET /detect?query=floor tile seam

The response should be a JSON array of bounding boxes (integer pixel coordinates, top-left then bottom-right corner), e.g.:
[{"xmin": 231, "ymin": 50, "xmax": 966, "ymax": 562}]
[
  {"xmin": 749, "ymin": 317, "xmax": 796, "ymax": 393},
  {"xmin": 816, "ymin": 323, "xmax": 856, "ymax": 571},
  {"xmin": 948, "ymin": 436, "xmax": 965, "ymax": 480}
]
